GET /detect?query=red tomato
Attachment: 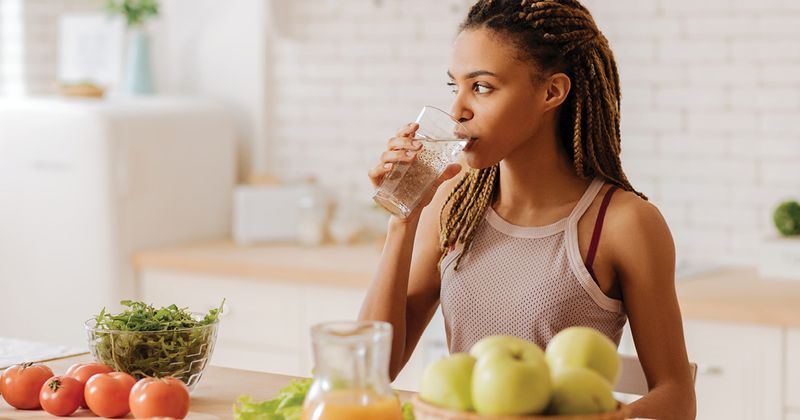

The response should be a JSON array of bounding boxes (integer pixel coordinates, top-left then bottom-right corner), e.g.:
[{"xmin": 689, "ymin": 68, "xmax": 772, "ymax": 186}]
[
  {"xmin": 84, "ymin": 372, "xmax": 136, "ymax": 418},
  {"xmin": 64, "ymin": 362, "xmax": 114, "ymax": 408},
  {"xmin": 39, "ymin": 376, "xmax": 83, "ymax": 416},
  {"xmin": 129, "ymin": 377, "xmax": 190, "ymax": 419},
  {"xmin": 0, "ymin": 363, "xmax": 54, "ymax": 409}
]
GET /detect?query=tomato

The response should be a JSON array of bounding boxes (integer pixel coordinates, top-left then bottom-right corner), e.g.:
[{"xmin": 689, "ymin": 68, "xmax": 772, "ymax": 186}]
[
  {"xmin": 39, "ymin": 376, "xmax": 83, "ymax": 416},
  {"xmin": 129, "ymin": 377, "xmax": 190, "ymax": 419},
  {"xmin": 64, "ymin": 362, "xmax": 114, "ymax": 408},
  {"xmin": 84, "ymin": 372, "xmax": 136, "ymax": 418},
  {"xmin": 0, "ymin": 362, "xmax": 54, "ymax": 409}
]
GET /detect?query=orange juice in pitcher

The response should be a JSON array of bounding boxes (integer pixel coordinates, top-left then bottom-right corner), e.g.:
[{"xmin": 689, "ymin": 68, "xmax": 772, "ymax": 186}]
[
  {"xmin": 302, "ymin": 389, "xmax": 402, "ymax": 420},
  {"xmin": 302, "ymin": 321, "xmax": 403, "ymax": 420}
]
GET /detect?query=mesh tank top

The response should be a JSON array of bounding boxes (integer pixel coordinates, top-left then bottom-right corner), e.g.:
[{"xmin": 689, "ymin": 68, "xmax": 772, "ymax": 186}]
[{"xmin": 439, "ymin": 178, "xmax": 627, "ymax": 353}]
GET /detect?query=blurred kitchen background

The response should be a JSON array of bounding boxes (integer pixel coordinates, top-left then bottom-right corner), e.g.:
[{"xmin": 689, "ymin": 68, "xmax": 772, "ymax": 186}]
[{"xmin": 1, "ymin": 0, "xmax": 799, "ymax": 418}]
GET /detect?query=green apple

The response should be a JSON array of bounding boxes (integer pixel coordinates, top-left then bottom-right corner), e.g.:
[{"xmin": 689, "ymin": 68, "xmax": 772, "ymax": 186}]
[
  {"xmin": 545, "ymin": 326, "xmax": 620, "ymax": 384},
  {"xmin": 469, "ymin": 335, "xmax": 545, "ymax": 360},
  {"xmin": 548, "ymin": 366, "xmax": 617, "ymax": 415},
  {"xmin": 419, "ymin": 353, "xmax": 476, "ymax": 411},
  {"xmin": 470, "ymin": 342, "xmax": 551, "ymax": 415}
]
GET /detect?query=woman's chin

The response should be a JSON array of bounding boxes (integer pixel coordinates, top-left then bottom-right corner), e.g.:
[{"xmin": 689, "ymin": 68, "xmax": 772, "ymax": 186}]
[{"xmin": 464, "ymin": 153, "xmax": 497, "ymax": 170}]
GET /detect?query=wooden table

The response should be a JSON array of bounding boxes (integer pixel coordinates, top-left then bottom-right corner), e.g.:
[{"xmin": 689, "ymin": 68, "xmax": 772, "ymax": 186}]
[
  {"xmin": 1, "ymin": 354, "xmax": 654, "ymax": 419},
  {"xmin": 0, "ymin": 354, "xmax": 307, "ymax": 419}
]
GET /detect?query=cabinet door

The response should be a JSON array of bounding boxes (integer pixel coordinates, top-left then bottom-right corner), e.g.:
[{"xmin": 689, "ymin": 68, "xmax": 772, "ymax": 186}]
[
  {"xmin": 787, "ymin": 328, "xmax": 800, "ymax": 410},
  {"xmin": 140, "ymin": 270, "xmax": 305, "ymax": 375},
  {"xmin": 301, "ymin": 285, "xmax": 367, "ymax": 375},
  {"xmin": 300, "ymin": 285, "xmax": 447, "ymax": 392},
  {"xmin": 684, "ymin": 320, "xmax": 783, "ymax": 420},
  {"xmin": 211, "ymin": 347, "xmax": 303, "ymax": 377}
]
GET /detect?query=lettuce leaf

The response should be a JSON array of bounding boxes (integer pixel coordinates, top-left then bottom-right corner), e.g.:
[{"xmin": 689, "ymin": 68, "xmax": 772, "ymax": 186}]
[
  {"xmin": 233, "ymin": 379, "xmax": 311, "ymax": 420},
  {"xmin": 232, "ymin": 378, "xmax": 416, "ymax": 420}
]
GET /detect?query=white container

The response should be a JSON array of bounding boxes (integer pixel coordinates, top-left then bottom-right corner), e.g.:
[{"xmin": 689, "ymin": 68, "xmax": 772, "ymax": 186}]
[
  {"xmin": 759, "ymin": 236, "xmax": 800, "ymax": 281},
  {"xmin": 233, "ymin": 184, "xmax": 325, "ymax": 244}
]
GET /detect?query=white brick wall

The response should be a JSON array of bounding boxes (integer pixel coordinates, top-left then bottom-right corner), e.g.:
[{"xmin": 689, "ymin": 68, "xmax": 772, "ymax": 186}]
[
  {"xmin": 267, "ymin": 0, "xmax": 474, "ymax": 200},
  {"xmin": 269, "ymin": 0, "xmax": 800, "ymax": 266}
]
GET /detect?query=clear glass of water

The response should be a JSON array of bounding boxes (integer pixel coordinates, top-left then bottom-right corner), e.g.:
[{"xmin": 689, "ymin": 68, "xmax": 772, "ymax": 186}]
[{"xmin": 372, "ymin": 105, "xmax": 470, "ymax": 219}]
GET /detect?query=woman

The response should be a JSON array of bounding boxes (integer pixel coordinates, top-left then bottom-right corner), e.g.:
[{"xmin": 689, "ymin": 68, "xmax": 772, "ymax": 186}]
[{"xmin": 361, "ymin": 1, "xmax": 696, "ymax": 418}]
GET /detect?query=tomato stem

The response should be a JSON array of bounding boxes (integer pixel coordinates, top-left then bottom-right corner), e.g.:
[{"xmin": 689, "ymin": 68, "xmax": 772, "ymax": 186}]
[{"xmin": 49, "ymin": 378, "xmax": 62, "ymax": 392}]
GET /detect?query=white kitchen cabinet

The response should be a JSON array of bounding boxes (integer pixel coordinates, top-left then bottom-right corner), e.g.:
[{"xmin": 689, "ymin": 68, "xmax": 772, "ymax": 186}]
[
  {"xmin": 787, "ymin": 328, "xmax": 800, "ymax": 410},
  {"xmin": 299, "ymin": 284, "xmax": 368, "ymax": 376},
  {"xmin": 683, "ymin": 320, "xmax": 783, "ymax": 420},
  {"xmin": 141, "ymin": 271, "xmax": 304, "ymax": 354},
  {"xmin": 0, "ymin": 98, "xmax": 235, "ymax": 348},
  {"xmin": 139, "ymin": 269, "xmax": 432, "ymax": 391}
]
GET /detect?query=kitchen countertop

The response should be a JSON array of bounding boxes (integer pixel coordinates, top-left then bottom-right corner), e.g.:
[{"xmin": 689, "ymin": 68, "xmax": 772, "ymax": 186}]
[
  {"xmin": 134, "ymin": 242, "xmax": 800, "ymax": 327},
  {"xmin": 133, "ymin": 241, "xmax": 381, "ymax": 288},
  {"xmin": 677, "ymin": 267, "xmax": 800, "ymax": 327}
]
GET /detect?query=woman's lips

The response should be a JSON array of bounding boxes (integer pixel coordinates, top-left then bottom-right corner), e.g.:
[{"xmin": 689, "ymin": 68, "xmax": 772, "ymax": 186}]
[{"xmin": 463, "ymin": 138, "xmax": 477, "ymax": 152}]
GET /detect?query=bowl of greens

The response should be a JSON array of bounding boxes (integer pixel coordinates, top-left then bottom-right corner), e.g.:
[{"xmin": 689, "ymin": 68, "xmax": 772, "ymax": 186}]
[{"xmin": 85, "ymin": 300, "xmax": 223, "ymax": 392}]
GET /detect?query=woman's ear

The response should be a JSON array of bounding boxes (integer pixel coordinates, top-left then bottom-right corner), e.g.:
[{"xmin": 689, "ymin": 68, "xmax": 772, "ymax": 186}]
[{"xmin": 543, "ymin": 72, "xmax": 571, "ymax": 112}]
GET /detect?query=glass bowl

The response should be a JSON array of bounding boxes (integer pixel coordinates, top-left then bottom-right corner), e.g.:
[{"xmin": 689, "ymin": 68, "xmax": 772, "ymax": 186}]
[{"xmin": 84, "ymin": 313, "xmax": 219, "ymax": 392}]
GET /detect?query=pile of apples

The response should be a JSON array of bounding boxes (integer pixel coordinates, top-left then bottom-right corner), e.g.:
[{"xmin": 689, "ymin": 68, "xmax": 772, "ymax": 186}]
[
  {"xmin": 0, "ymin": 362, "xmax": 190, "ymax": 419},
  {"xmin": 420, "ymin": 327, "xmax": 620, "ymax": 416}
]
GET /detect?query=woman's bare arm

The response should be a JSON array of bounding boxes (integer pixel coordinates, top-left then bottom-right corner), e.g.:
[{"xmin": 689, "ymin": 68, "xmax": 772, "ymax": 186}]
[
  {"xmin": 359, "ymin": 122, "xmax": 464, "ymax": 378},
  {"xmin": 607, "ymin": 196, "xmax": 696, "ymax": 420}
]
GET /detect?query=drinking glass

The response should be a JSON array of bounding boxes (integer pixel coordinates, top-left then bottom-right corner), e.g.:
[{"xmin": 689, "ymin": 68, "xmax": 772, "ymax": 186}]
[{"xmin": 372, "ymin": 106, "xmax": 470, "ymax": 218}]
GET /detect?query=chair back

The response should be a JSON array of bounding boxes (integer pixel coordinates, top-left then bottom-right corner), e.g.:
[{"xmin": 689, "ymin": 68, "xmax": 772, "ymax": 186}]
[{"xmin": 615, "ymin": 353, "xmax": 697, "ymax": 395}]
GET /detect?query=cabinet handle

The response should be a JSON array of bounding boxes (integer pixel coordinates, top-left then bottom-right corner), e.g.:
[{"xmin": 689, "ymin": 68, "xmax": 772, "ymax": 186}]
[{"xmin": 696, "ymin": 363, "xmax": 723, "ymax": 375}]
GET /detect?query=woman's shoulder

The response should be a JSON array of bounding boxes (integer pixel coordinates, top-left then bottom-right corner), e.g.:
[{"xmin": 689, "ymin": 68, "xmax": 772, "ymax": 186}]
[
  {"xmin": 602, "ymin": 186, "xmax": 675, "ymax": 270},
  {"xmin": 605, "ymin": 187, "xmax": 665, "ymax": 226}
]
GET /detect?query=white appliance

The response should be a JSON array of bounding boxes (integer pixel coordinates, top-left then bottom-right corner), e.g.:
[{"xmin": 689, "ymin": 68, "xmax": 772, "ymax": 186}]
[
  {"xmin": 232, "ymin": 184, "xmax": 314, "ymax": 244},
  {"xmin": 0, "ymin": 97, "xmax": 236, "ymax": 348}
]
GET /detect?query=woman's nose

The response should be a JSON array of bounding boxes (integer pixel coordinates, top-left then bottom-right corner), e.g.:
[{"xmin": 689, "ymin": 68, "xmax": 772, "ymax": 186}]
[{"xmin": 450, "ymin": 101, "xmax": 473, "ymax": 124}]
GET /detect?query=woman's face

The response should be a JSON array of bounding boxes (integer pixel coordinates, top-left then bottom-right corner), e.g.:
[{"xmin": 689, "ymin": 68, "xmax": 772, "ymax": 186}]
[{"xmin": 448, "ymin": 27, "xmax": 553, "ymax": 169}]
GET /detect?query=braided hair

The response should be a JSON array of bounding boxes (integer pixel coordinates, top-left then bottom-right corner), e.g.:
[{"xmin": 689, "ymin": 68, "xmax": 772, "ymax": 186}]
[{"xmin": 441, "ymin": 0, "xmax": 644, "ymax": 270}]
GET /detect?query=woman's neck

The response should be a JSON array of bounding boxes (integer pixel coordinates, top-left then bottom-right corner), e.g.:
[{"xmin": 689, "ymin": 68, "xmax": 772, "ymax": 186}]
[{"xmin": 493, "ymin": 130, "xmax": 591, "ymax": 227}]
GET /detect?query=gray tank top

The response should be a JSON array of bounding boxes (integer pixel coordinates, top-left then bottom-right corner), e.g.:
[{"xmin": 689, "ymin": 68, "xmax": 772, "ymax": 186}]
[{"xmin": 439, "ymin": 178, "xmax": 627, "ymax": 353}]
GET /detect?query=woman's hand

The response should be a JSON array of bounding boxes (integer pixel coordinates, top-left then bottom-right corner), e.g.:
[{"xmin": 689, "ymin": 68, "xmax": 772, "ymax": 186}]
[
  {"xmin": 368, "ymin": 123, "xmax": 462, "ymax": 223},
  {"xmin": 368, "ymin": 122, "xmax": 422, "ymax": 188}
]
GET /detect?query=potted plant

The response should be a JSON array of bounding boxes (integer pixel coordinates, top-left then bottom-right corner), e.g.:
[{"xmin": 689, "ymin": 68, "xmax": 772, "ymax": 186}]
[
  {"xmin": 106, "ymin": 0, "xmax": 159, "ymax": 94},
  {"xmin": 760, "ymin": 200, "xmax": 800, "ymax": 281}
]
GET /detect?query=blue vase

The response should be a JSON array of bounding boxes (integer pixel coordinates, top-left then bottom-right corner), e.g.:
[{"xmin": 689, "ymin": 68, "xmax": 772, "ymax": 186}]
[{"xmin": 124, "ymin": 29, "xmax": 154, "ymax": 94}]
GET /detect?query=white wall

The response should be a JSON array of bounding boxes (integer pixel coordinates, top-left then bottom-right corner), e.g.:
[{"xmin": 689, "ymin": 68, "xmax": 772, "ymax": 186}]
[
  {"xmin": 267, "ymin": 0, "xmax": 474, "ymax": 201},
  {"xmin": 587, "ymin": 0, "xmax": 800, "ymax": 265},
  {"xmin": 267, "ymin": 0, "xmax": 800, "ymax": 266},
  {"xmin": 2, "ymin": 0, "xmax": 799, "ymax": 265},
  {"xmin": 152, "ymin": 0, "xmax": 267, "ymax": 180}
]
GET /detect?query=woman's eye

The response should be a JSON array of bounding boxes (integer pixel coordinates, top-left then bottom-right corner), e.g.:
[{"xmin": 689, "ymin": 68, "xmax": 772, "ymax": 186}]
[
  {"xmin": 474, "ymin": 83, "xmax": 492, "ymax": 94},
  {"xmin": 447, "ymin": 82, "xmax": 492, "ymax": 94}
]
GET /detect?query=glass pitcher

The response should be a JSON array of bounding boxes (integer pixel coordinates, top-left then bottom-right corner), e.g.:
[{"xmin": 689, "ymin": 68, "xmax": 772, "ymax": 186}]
[{"xmin": 302, "ymin": 321, "xmax": 403, "ymax": 420}]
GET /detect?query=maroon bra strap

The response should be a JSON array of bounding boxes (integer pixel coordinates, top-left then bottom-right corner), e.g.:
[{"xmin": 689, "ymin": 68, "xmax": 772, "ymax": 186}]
[{"xmin": 585, "ymin": 186, "xmax": 618, "ymax": 274}]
